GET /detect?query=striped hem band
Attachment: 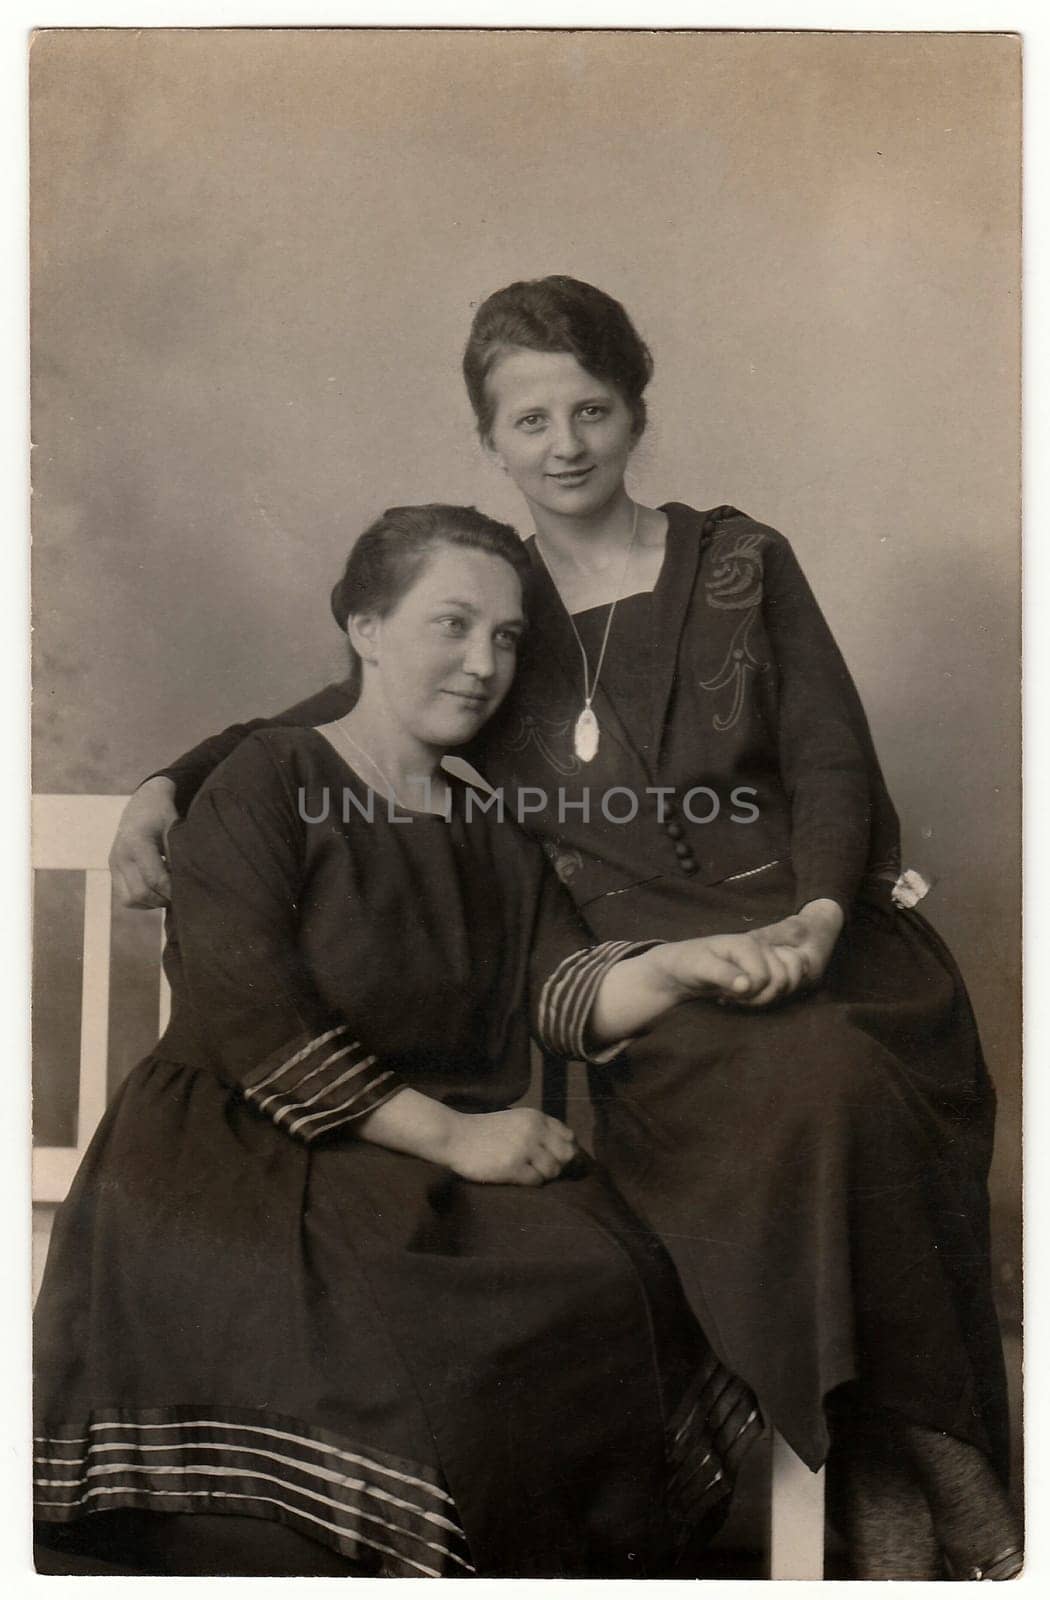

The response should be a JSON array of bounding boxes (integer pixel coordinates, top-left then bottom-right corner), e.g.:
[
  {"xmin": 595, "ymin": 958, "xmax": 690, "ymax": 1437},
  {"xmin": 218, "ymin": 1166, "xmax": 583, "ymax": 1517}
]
[{"xmin": 34, "ymin": 1408, "xmax": 474, "ymax": 1577}]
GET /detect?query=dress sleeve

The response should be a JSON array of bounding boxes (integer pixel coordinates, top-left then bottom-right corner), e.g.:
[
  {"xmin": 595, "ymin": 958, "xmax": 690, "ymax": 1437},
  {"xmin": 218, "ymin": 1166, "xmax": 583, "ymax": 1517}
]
[
  {"xmin": 149, "ymin": 681, "xmax": 356, "ymax": 815},
  {"xmin": 166, "ymin": 736, "xmax": 403, "ymax": 1142},
  {"xmin": 762, "ymin": 537, "xmax": 875, "ymax": 913},
  {"xmin": 525, "ymin": 859, "xmax": 659, "ymax": 1064}
]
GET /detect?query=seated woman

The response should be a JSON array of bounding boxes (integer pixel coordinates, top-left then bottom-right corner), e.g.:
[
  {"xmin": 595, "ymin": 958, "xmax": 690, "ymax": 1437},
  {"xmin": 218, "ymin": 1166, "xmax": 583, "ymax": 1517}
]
[
  {"xmin": 35, "ymin": 504, "xmax": 768, "ymax": 1579},
  {"xmin": 109, "ymin": 278, "xmax": 1023, "ymax": 1580}
]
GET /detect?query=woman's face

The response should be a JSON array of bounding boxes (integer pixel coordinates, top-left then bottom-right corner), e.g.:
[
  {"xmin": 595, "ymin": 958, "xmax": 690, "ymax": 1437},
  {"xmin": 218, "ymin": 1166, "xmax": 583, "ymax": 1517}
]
[
  {"xmin": 351, "ymin": 544, "xmax": 524, "ymax": 750},
  {"xmin": 484, "ymin": 349, "xmax": 636, "ymax": 521}
]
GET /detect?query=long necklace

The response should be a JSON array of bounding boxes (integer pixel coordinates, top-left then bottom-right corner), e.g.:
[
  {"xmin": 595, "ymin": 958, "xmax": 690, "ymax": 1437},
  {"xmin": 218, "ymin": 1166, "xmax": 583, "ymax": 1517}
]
[
  {"xmin": 329, "ymin": 719, "xmax": 441, "ymax": 813},
  {"xmin": 552, "ymin": 501, "xmax": 640, "ymax": 764}
]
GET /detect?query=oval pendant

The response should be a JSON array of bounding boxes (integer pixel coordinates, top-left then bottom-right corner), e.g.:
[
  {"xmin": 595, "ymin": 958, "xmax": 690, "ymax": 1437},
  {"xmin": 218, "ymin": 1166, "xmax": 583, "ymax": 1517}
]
[{"xmin": 573, "ymin": 706, "xmax": 600, "ymax": 763}]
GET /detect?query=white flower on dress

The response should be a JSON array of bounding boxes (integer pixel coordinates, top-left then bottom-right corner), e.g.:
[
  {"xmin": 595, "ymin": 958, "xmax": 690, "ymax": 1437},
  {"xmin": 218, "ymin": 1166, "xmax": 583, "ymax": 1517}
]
[{"xmin": 891, "ymin": 868, "xmax": 934, "ymax": 909}]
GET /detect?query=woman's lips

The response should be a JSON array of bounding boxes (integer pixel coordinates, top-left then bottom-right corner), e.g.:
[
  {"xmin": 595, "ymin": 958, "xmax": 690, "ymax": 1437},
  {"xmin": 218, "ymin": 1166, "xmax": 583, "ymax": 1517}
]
[
  {"xmin": 548, "ymin": 466, "xmax": 595, "ymax": 484},
  {"xmin": 444, "ymin": 690, "xmax": 489, "ymax": 708}
]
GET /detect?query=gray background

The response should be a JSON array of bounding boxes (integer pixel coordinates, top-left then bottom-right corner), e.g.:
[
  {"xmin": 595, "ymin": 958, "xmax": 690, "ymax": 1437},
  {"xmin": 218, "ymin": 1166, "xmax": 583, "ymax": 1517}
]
[{"xmin": 31, "ymin": 30, "xmax": 1021, "ymax": 1299}]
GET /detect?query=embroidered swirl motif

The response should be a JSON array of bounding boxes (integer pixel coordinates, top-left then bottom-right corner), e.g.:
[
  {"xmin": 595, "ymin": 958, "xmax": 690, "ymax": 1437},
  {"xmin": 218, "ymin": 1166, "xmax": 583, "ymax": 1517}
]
[
  {"xmin": 698, "ymin": 608, "xmax": 766, "ymax": 732},
  {"xmin": 498, "ymin": 710, "xmax": 583, "ymax": 777},
  {"xmin": 697, "ymin": 530, "xmax": 770, "ymax": 731},
  {"xmin": 705, "ymin": 531, "xmax": 767, "ymax": 610}
]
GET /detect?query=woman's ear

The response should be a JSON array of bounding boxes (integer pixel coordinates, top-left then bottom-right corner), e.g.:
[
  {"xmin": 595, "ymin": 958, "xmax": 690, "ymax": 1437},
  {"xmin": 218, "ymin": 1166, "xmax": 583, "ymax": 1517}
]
[
  {"xmin": 346, "ymin": 612, "xmax": 379, "ymax": 664},
  {"xmin": 482, "ymin": 435, "xmax": 508, "ymax": 475}
]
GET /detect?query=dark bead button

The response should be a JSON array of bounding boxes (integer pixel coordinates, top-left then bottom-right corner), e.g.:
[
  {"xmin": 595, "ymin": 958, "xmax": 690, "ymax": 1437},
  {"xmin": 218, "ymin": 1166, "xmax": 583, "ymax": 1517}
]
[
  {"xmin": 666, "ymin": 819, "xmax": 683, "ymax": 840},
  {"xmin": 680, "ymin": 859, "xmax": 699, "ymax": 876},
  {"xmin": 673, "ymin": 840, "xmax": 692, "ymax": 859}
]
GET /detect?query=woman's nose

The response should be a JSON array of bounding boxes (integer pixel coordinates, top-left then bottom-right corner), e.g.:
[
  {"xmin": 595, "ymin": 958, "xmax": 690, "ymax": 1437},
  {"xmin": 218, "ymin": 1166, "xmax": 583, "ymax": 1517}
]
[
  {"xmin": 463, "ymin": 632, "xmax": 497, "ymax": 679},
  {"xmin": 550, "ymin": 418, "xmax": 585, "ymax": 460}
]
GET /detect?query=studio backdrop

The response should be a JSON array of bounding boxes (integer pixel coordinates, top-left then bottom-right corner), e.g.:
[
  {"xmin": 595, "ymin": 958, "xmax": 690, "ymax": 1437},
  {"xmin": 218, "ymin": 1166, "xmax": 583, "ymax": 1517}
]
[{"xmin": 30, "ymin": 27, "xmax": 1021, "ymax": 1342}]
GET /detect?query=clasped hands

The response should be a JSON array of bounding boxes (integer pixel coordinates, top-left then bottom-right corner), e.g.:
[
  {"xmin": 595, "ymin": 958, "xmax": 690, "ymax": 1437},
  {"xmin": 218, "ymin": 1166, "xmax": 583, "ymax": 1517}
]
[
  {"xmin": 431, "ymin": 901, "xmax": 845, "ymax": 1187},
  {"xmin": 657, "ymin": 898, "xmax": 845, "ymax": 1010}
]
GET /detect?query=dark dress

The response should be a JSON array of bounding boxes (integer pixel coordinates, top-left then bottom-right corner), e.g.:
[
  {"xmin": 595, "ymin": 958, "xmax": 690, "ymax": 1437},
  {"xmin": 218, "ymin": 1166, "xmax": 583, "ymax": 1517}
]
[
  {"xmin": 146, "ymin": 503, "xmax": 1009, "ymax": 1480},
  {"xmin": 33, "ymin": 729, "xmax": 761, "ymax": 1577}
]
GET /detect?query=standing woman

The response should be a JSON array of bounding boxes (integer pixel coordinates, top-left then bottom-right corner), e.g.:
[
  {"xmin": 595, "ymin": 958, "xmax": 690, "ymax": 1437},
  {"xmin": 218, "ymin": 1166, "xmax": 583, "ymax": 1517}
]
[{"xmin": 109, "ymin": 280, "xmax": 1020, "ymax": 1579}]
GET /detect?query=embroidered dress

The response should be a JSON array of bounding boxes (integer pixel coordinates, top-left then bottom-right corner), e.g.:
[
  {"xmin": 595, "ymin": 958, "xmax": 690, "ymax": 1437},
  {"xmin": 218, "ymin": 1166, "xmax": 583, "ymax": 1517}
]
[
  {"xmin": 484, "ymin": 505, "xmax": 1009, "ymax": 1479},
  {"xmin": 34, "ymin": 728, "xmax": 760, "ymax": 1577}
]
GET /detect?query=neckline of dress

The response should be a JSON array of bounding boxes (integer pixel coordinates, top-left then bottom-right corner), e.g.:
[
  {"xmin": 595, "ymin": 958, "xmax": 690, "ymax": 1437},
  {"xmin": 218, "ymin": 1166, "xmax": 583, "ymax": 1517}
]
[
  {"xmin": 531, "ymin": 503, "xmax": 676, "ymax": 625},
  {"xmin": 308, "ymin": 725, "xmax": 455, "ymax": 821},
  {"xmin": 570, "ymin": 588, "xmax": 655, "ymax": 621}
]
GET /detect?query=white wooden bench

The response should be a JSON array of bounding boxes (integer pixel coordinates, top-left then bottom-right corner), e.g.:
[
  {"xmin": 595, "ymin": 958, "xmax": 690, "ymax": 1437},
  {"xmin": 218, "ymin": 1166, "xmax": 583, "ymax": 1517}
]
[
  {"xmin": 31, "ymin": 792, "xmax": 826, "ymax": 1579},
  {"xmin": 32, "ymin": 795, "xmax": 170, "ymax": 1209}
]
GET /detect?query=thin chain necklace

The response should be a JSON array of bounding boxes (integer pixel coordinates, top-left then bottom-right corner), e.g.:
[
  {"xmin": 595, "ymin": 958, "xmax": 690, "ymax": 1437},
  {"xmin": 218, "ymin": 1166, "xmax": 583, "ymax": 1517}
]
[
  {"xmin": 540, "ymin": 500, "xmax": 640, "ymax": 764},
  {"xmin": 329, "ymin": 719, "xmax": 443, "ymax": 814}
]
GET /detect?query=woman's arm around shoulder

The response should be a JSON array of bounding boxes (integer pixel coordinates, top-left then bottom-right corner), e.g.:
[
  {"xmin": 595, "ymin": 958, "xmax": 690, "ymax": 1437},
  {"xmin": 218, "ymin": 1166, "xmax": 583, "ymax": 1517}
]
[{"xmin": 109, "ymin": 680, "xmax": 355, "ymax": 908}]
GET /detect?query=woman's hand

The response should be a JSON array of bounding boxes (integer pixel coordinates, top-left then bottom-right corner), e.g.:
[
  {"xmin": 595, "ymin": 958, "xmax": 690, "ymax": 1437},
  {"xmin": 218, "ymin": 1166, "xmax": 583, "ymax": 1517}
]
[
  {"xmin": 584, "ymin": 905, "xmax": 846, "ymax": 1048},
  {"xmin": 445, "ymin": 1107, "xmax": 577, "ymax": 1187},
  {"xmin": 749, "ymin": 898, "xmax": 845, "ymax": 999},
  {"xmin": 648, "ymin": 933, "xmax": 762, "ymax": 1003},
  {"xmin": 587, "ymin": 931, "xmax": 810, "ymax": 1041},
  {"xmin": 357, "ymin": 1091, "xmax": 576, "ymax": 1185},
  {"xmin": 108, "ymin": 777, "xmax": 178, "ymax": 908},
  {"xmin": 651, "ymin": 931, "xmax": 804, "ymax": 1008}
]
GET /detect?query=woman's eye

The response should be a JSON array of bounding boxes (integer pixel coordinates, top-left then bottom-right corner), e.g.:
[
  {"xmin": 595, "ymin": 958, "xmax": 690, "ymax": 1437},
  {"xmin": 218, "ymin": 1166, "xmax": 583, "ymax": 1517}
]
[
  {"xmin": 495, "ymin": 630, "xmax": 521, "ymax": 651},
  {"xmin": 437, "ymin": 616, "xmax": 467, "ymax": 635},
  {"xmin": 516, "ymin": 414, "xmax": 545, "ymax": 431},
  {"xmin": 580, "ymin": 405, "xmax": 608, "ymax": 420}
]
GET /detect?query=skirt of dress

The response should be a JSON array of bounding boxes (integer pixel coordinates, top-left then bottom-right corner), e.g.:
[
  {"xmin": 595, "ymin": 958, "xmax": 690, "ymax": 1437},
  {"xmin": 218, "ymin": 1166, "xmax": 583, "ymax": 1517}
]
[
  {"xmin": 33, "ymin": 1057, "xmax": 760, "ymax": 1578},
  {"xmin": 586, "ymin": 875, "xmax": 1008, "ymax": 1478}
]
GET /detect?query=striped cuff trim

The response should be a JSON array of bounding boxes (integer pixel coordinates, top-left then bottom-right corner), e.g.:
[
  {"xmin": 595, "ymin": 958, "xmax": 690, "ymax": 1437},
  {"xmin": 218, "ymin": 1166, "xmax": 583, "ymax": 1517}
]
[
  {"xmin": 34, "ymin": 1408, "xmax": 473, "ymax": 1577},
  {"xmin": 241, "ymin": 1025, "xmax": 403, "ymax": 1143},
  {"xmin": 538, "ymin": 940, "xmax": 661, "ymax": 1063}
]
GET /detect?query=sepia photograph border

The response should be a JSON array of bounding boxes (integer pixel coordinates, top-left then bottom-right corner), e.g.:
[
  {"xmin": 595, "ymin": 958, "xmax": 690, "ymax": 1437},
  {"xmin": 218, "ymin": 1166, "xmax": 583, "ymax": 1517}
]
[{"xmin": 6, "ymin": 1, "xmax": 1047, "ymax": 1592}]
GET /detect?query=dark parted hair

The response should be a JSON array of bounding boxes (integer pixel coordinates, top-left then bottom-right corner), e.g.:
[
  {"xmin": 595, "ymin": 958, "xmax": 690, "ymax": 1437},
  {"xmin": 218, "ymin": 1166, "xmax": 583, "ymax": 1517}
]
[
  {"xmin": 462, "ymin": 275, "xmax": 654, "ymax": 443},
  {"xmin": 330, "ymin": 503, "xmax": 532, "ymax": 695}
]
